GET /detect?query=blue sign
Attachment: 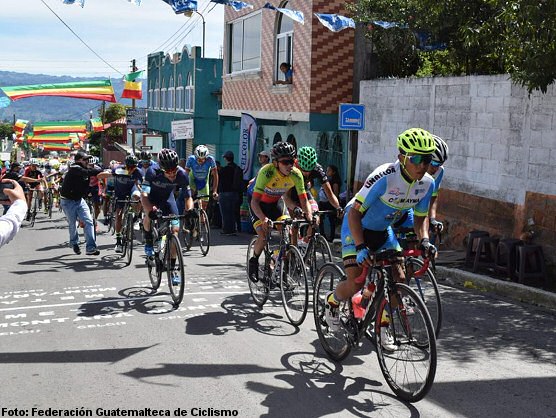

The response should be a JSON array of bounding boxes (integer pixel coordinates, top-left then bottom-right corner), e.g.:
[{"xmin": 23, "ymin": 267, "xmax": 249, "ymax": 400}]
[{"xmin": 339, "ymin": 103, "xmax": 365, "ymax": 131}]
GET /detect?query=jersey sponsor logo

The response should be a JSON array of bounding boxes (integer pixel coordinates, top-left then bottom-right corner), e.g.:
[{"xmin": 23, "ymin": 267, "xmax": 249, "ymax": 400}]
[
  {"xmin": 388, "ymin": 197, "xmax": 421, "ymax": 204},
  {"xmin": 364, "ymin": 166, "xmax": 395, "ymax": 188},
  {"xmin": 388, "ymin": 187, "xmax": 403, "ymax": 197},
  {"xmin": 414, "ymin": 188, "xmax": 425, "ymax": 195}
]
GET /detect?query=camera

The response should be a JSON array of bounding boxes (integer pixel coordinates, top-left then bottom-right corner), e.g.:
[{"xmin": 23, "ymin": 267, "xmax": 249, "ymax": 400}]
[{"xmin": 0, "ymin": 182, "xmax": 15, "ymax": 201}]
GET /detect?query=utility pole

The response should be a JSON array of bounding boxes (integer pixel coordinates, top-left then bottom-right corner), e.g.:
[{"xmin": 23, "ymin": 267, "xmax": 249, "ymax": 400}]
[{"xmin": 131, "ymin": 58, "xmax": 137, "ymax": 155}]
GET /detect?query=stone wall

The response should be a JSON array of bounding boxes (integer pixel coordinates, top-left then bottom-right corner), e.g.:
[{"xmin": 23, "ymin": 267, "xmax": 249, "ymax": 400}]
[{"xmin": 357, "ymin": 75, "xmax": 556, "ymax": 266}]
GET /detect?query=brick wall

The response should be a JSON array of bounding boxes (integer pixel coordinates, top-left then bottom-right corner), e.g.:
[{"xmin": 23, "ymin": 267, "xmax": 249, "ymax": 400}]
[{"xmin": 357, "ymin": 75, "xmax": 556, "ymax": 264}]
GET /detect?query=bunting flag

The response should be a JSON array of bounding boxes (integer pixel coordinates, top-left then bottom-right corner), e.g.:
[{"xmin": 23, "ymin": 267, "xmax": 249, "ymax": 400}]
[
  {"xmin": 14, "ymin": 119, "xmax": 29, "ymax": 136},
  {"xmin": 263, "ymin": 3, "xmax": 304, "ymax": 24},
  {"xmin": 0, "ymin": 80, "xmax": 117, "ymax": 103},
  {"xmin": 161, "ymin": 0, "xmax": 197, "ymax": 14},
  {"xmin": 121, "ymin": 70, "xmax": 144, "ymax": 100},
  {"xmin": 371, "ymin": 21, "xmax": 408, "ymax": 29},
  {"xmin": 27, "ymin": 133, "xmax": 75, "ymax": 143},
  {"xmin": 41, "ymin": 143, "xmax": 73, "ymax": 152},
  {"xmin": 62, "ymin": 0, "xmax": 86, "ymax": 7},
  {"xmin": 90, "ymin": 118, "xmax": 104, "ymax": 132},
  {"xmin": 32, "ymin": 120, "xmax": 88, "ymax": 135},
  {"xmin": 210, "ymin": 0, "xmax": 253, "ymax": 11},
  {"xmin": 314, "ymin": 14, "xmax": 355, "ymax": 32}
]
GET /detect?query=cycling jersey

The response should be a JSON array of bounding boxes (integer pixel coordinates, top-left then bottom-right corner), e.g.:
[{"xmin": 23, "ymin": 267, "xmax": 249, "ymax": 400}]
[
  {"xmin": 431, "ymin": 166, "xmax": 444, "ymax": 197},
  {"xmin": 290, "ymin": 162, "xmax": 328, "ymax": 203},
  {"xmin": 252, "ymin": 164, "xmax": 306, "ymax": 204},
  {"xmin": 138, "ymin": 161, "xmax": 159, "ymax": 179},
  {"xmin": 186, "ymin": 155, "xmax": 216, "ymax": 190},
  {"xmin": 113, "ymin": 165, "xmax": 142, "ymax": 198},
  {"xmin": 142, "ymin": 167, "xmax": 191, "ymax": 214}
]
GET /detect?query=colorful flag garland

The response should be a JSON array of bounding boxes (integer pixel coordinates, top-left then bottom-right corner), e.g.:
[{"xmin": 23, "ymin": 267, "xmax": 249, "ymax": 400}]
[{"xmin": 0, "ymin": 80, "xmax": 116, "ymax": 103}]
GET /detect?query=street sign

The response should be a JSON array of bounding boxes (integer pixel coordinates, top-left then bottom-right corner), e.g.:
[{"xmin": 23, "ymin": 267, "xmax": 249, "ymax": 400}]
[
  {"xmin": 126, "ymin": 107, "xmax": 148, "ymax": 129},
  {"xmin": 338, "ymin": 103, "xmax": 365, "ymax": 131},
  {"xmin": 139, "ymin": 145, "xmax": 153, "ymax": 150},
  {"xmin": 171, "ymin": 119, "xmax": 194, "ymax": 140}
]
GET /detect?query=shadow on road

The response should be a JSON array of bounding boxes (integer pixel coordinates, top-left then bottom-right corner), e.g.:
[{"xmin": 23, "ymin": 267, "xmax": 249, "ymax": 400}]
[{"xmin": 0, "ymin": 346, "xmax": 155, "ymax": 364}]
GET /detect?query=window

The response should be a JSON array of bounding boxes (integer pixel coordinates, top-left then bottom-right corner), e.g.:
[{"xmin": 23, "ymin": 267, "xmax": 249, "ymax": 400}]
[
  {"xmin": 286, "ymin": 134, "xmax": 297, "ymax": 152},
  {"xmin": 161, "ymin": 78, "xmax": 166, "ymax": 110},
  {"xmin": 184, "ymin": 73, "xmax": 194, "ymax": 112},
  {"xmin": 154, "ymin": 80, "xmax": 160, "ymax": 109},
  {"xmin": 228, "ymin": 12, "xmax": 262, "ymax": 73},
  {"xmin": 176, "ymin": 75, "xmax": 183, "ymax": 111},
  {"xmin": 168, "ymin": 76, "xmax": 175, "ymax": 110},
  {"xmin": 275, "ymin": 6, "xmax": 294, "ymax": 82},
  {"xmin": 273, "ymin": 132, "xmax": 282, "ymax": 144},
  {"xmin": 148, "ymin": 88, "xmax": 153, "ymax": 109}
]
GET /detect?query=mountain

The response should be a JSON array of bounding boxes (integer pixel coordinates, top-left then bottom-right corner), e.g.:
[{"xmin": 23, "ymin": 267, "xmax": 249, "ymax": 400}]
[{"xmin": 0, "ymin": 71, "xmax": 147, "ymax": 123}]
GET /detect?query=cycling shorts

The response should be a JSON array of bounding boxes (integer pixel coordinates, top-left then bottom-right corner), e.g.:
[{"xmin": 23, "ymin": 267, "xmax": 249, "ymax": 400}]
[{"xmin": 249, "ymin": 199, "xmax": 289, "ymax": 229}]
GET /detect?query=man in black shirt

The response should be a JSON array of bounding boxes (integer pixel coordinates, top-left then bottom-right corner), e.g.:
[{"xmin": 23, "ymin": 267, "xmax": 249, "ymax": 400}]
[
  {"xmin": 60, "ymin": 150, "xmax": 109, "ymax": 255},
  {"xmin": 218, "ymin": 151, "xmax": 244, "ymax": 235}
]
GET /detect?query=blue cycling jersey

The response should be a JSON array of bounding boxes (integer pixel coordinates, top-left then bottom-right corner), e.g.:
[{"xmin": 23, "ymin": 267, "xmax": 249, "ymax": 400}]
[
  {"xmin": 431, "ymin": 166, "xmax": 444, "ymax": 196},
  {"xmin": 112, "ymin": 165, "xmax": 142, "ymax": 198},
  {"xmin": 352, "ymin": 160, "xmax": 435, "ymax": 231},
  {"xmin": 142, "ymin": 167, "xmax": 191, "ymax": 207},
  {"xmin": 186, "ymin": 155, "xmax": 216, "ymax": 189}
]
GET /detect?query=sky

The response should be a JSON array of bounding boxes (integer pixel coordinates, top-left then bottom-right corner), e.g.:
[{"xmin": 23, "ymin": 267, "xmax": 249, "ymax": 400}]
[{"xmin": 0, "ymin": 0, "xmax": 224, "ymax": 79}]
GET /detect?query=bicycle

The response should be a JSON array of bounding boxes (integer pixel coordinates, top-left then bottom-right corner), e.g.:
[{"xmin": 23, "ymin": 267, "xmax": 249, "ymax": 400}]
[
  {"xmin": 246, "ymin": 218, "xmax": 309, "ymax": 326},
  {"xmin": 27, "ymin": 186, "xmax": 40, "ymax": 227},
  {"xmin": 117, "ymin": 198, "xmax": 138, "ymax": 266},
  {"xmin": 297, "ymin": 210, "xmax": 334, "ymax": 287},
  {"xmin": 146, "ymin": 213, "xmax": 187, "ymax": 307},
  {"xmin": 180, "ymin": 194, "xmax": 211, "ymax": 256},
  {"xmin": 313, "ymin": 249, "xmax": 437, "ymax": 403}
]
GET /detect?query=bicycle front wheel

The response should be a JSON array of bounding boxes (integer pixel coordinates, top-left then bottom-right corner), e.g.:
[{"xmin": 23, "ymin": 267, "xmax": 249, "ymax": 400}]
[
  {"xmin": 148, "ymin": 229, "xmax": 162, "ymax": 290},
  {"xmin": 405, "ymin": 257, "xmax": 443, "ymax": 338},
  {"xmin": 281, "ymin": 246, "xmax": 309, "ymax": 326},
  {"xmin": 246, "ymin": 236, "xmax": 269, "ymax": 308},
  {"xmin": 313, "ymin": 263, "xmax": 351, "ymax": 361},
  {"xmin": 308, "ymin": 234, "xmax": 333, "ymax": 286},
  {"xmin": 198, "ymin": 209, "xmax": 210, "ymax": 256},
  {"xmin": 166, "ymin": 234, "xmax": 185, "ymax": 306},
  {"xmin": 30, "ymin": 193, "xmax": 38, "ymax": 227},
  {"xmin": 125, "ymin": 212, "xmax": 134, "ymax": 266},
  {"xmin": 375, "ymin": 283, "xmax": 437, "ymax": 403}
]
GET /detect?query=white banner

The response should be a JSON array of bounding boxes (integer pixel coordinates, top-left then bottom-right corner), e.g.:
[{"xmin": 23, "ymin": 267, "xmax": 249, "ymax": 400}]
[
  {"xmin": 239, "ymin": 113, "xmax": 258, "ymax": 180},
  {"xmin": 171, "ymin": 119, "xmax": 194, "ymax": 140}
]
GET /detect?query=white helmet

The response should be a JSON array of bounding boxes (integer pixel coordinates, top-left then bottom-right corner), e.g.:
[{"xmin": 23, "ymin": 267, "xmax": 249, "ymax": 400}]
[
  {"xmin": 194, "ymin": 145, "xmax": 209, "ymax": 159},
  {"xmin": 432, "ymin": 135, "xmax": 449, "ymax": 165}
]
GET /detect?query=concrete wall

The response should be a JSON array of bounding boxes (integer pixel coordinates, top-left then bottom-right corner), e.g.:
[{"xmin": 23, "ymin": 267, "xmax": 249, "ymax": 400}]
[{"xmin": 357, "ymin": 75, "xmax": 556, "ymax": 265}]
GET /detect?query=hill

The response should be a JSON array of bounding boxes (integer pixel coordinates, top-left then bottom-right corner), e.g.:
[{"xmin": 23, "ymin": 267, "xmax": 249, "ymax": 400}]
[{"xmin": 0, "ymin": 71, "xmax": 147, "ymax": 123}]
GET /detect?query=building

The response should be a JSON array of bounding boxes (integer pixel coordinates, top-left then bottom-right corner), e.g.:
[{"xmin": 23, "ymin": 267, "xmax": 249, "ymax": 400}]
[{"xmin": 219, "ymin": 0, "xmax": 354, "ymax": 183}]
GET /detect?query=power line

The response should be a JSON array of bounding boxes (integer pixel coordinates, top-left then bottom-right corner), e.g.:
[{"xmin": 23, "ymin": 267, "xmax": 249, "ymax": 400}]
[{"xmin": 40, "ymin": 0, "xmax": 124, "ymax": 76}]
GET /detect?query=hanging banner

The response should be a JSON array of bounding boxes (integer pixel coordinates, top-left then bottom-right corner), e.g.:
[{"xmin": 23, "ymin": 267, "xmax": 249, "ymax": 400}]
[
  {"xmin": 263, "ymin": 3, "xmax": 304, "ymax": 24},
  {"xmin": 210, "ymin": 0, "xmax": 253, "ymax": 11},
  {"xmin": 161, "ymin": 0, "xmax": 197, "ymax": 14},
  {"xmin": 0, "ymin": 80, "xmax": 116, "ymax": 102},
  {"xmin": 239, "ymin": 113, "xmax": 258, "ymax": 181},
  {"xmin": 314, "ymin": 14, "xmax": 355, "ymax": 32}
]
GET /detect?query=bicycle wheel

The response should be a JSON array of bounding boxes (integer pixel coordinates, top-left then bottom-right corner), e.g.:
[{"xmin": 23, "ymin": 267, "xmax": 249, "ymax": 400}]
[
  {"xmin": 313, "ymin": 263, "xmax": 351, "ymax": 361},
  {"xmin": 405, "ymin": 257, "xmax": 442, "ymax": 338},
  {"xmin": 308, "ymin": 234, "xmax": 333, "ymax": 286},
  {"xmin": 109, "ymin": 200, "xmax": 116, "ymax": 236},
  {"xmin": 198, "ymin": 209, "xmax": 210, "ymax": 256},
  {"xmin": 375, "ymin": 283, "xmax": 437, "ymax": 403},
  {"xmin": 246, "ymin": 236, "xmax": 269, "ymax": 307},
  {"xmin": 148, "ymin": 228, "xmax": 162, "ymax": 290},
  {"xmin": 166, "ymin": 234, "xmax": 185, "ymax": 306},
  {"xmin": 180, "ymin": 216, "xmax": 192, "ymax": 251},
  {"xmin": 125, "ymin": 212, "xmax": 134, "ymax": 266},
  {"xmin": 30, "ymin": 193, "xmax": 38, "ymax": 227},
  {"xmin": 281, "ymin": 246, "xmax": 309, "ymax": 326}
]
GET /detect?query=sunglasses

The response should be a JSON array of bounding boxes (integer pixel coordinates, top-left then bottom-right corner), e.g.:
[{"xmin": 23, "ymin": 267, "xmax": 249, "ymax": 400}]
[
  {"xmin": 162, "ymin": 167, "xmax": 179, "ymax": 175},
  {"xmin": 278, "ymin": 159, "xmax": 295, "ymax": 166},
  {"xmin": 431, "ymin": 160, "xmax": 442, "ymax": 167},
  {"xmin": 407, "ymin": 154, "xmax": 433, "ymax": 165}
]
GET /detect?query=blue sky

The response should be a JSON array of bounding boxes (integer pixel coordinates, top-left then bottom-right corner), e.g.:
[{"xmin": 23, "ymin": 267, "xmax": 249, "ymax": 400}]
[{"xmin": 0, "ymin": 0, "xmax": 224, "ymax": 78}]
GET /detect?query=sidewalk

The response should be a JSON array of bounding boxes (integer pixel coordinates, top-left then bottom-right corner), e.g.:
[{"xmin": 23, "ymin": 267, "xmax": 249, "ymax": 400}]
[{"xmin": 332, "ymin": 241, "xmax": 556, "ymax": 311}]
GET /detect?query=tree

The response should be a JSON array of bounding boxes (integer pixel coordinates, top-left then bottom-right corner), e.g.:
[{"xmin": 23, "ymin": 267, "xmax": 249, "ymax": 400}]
[
  {"xmin": 101, "ymin": 103, "xmax": 127, "ymax": 144},
  {"xmin": 0, "ymin": 123, "xmax": 14, "ymax": 140}
]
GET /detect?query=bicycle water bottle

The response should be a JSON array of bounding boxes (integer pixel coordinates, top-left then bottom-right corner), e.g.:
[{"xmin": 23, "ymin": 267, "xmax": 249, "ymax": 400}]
[
  {"xmin": 271, "ymin": 249, "xmax": 280, "ymax": 269},
  {"xmin": 158, "ymin": 236, "xmax": 167, "ymax": 254},
  {"xmin": 351, "ymin": 282, "xmax": 376, "ymax": 319}
]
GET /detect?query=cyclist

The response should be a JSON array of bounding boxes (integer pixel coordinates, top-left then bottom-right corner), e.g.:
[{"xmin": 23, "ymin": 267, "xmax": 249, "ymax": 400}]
[
  {"xmin": 40, "ymin": 163, "xmax": 60, "ymax": 213},
  {"xmin": 247, "ymin": 141, "xmax": 313, "ymax": 282},
  {"xmin": 23, "ymin": 161, "xmax": 43, "ymax": 220},
  {"xmin": 102, "ymin": 154, "xmax": 143, "ymax": 253},
  {"xmin": 185, "ymin": 145, "xmax": 218, "ymax": 213},
  {"xmin": 141, "ymin": 149, "xmax": 194, "ymax": 284},
  {"xmin": 283, "ymin": 146, "xmax": 343, "ymax": 247},
  {"xmin": 427, "ymin": 135, "xmax": 449, "ymax": 238},
  {"xmin": 138, "ymin": 150, "xmax": 158, "ymax": 179},
  {"xmin": 324, "ymin": 128, "xmax": 438, "ymax": 347}
]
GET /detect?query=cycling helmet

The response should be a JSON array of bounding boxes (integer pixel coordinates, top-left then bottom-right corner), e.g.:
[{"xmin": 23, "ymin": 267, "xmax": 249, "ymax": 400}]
[
  {"xmin": 158, "ymin": 148, "xmax": 179, "ymax": 170},
  {"xmin": 396, "ymin": 128, "xmax": 436, "ymax": 155},
  {"xmin": 44, "ymin": 163, "xmax": 51, "ymax": 170},
  {"xmin": 194, "ymin": 145, "xmax": 209, "ymax": 159},
  {"xmin": 297, "ymin": 146, "xmax": 318, "ymax": 171},
  {"xmin": 271, "ymin": 141, "xmax": 296, "ymax": 161},
  {"xmin": 139, "ymin": 150, "xmax": 152, "ymax": 161},
  {"xmin": 125, "ymin": 154, "xmax": 138, "ymax": 166},
  {"xmin": 431, "ymin": 135, "xmax": 449, "ymax": 165}
]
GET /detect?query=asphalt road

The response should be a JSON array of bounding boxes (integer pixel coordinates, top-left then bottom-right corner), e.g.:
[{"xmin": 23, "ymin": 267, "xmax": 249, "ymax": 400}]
[{"xmin": 0, "ymin": 210, "xmax": 555, "ymax": 417}]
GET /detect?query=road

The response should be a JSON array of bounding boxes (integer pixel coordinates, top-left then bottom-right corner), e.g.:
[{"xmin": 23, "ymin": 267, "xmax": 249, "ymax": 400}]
[{"xmin": 0, "ymin": 210, "xmax": 555, "ymax": 417}]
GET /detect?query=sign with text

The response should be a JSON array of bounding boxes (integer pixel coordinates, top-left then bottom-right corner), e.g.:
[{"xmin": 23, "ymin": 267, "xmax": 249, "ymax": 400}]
[
  {"xmin": 126, "ymin": 107, "xmax": 148, "ymax": 129},
  {"xmin": 142, "ymin": 135, "xmax": 163, "ymax": 153},
  {"xmin": 171, "ymin": 119, "xmax": 194, "ymax": 140},
  {"xmin": 339, "ymin": 103, "xmax": 365, "ymax": 130}
]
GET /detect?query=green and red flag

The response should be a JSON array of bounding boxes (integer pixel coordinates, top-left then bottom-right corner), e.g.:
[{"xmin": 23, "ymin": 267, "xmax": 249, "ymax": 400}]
[
  {"xmin": 32, "ymin": 120, "xmax": 88, "ymax": 135},
  {"xmin": 121, "ymin": 70, "xmax": 143, "ymax": 100},
  {"xmin": 0, "ymin": 80, "xmax": 116, "ymax": 102}
]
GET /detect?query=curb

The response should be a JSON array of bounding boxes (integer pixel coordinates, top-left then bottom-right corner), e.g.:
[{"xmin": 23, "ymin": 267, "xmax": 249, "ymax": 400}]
[{"xmin": 436, "ymin": 266, "xmax": 556, "ymax": 311}]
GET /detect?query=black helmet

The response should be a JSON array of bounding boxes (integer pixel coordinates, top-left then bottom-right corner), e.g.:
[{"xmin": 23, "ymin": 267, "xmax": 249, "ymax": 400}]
[
  {"xmin": 139, "ymin": 150, "xmax": 152, "ymax": 161},
  {"xmin": 271, "ymin": 141, "xmax": 296, "ymax": 161},
  {"xmin": 125, "ymin": 154, "xmax": 138, "ymax": 166},
  {"xmin": 158, "ymin": 148, "xmax": 179, "ymax": 170}
]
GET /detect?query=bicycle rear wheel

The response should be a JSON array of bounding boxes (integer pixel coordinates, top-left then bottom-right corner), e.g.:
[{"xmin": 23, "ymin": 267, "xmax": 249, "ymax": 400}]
[
  {"xmin": 198, "ymin": 209, "xmax": 210, "ymax": 256},
  {"xmin": 246, "ymin": 236, "xmax": 269, "ymax": 307},
  {"xmin": 166, "ymin": 234, "xmax": 185, "ymax": 306},
  {"xmin": 281, "ymin": 246, "xmax": 309, "ymax": 326},
  {"xmin": 375, "ymin": 283, "xmax": 437, "ymax": 403},
  {"xmin": 313, "ymin": 263, "xmax": 351, "ymax": 361},
  {"xmin": 147, "ymin": 229, "xmax": 162, "ymax": 290},
  {"xmin": 405, "ymin": 257, "xmax": 442, "ymax": 338},
  {"xmin": 307, "ymin": 234, "xmax": 333, "ymax": 287},
  {"xmin": 125, "ymin": 212, "xmax": 134, "ymax": 266},
  {"xmin": 180, "ymin": 216, "xmax": 193, "ymax": 251}
]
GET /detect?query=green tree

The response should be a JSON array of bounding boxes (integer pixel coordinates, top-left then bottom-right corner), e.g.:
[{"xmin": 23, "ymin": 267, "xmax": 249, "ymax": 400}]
[{"xmin": 0, "ymin": 123, "xmax": 14, "ymax": 140}]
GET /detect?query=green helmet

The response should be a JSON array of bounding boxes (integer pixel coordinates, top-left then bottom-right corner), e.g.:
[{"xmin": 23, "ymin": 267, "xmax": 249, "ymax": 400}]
[
  {"xmin": 397, "ymin": 128, "xmax": 436, "ymax": 155},
  {"xmin": 297, "ymin": 146, "xmax": 318, "ymax": 171}
]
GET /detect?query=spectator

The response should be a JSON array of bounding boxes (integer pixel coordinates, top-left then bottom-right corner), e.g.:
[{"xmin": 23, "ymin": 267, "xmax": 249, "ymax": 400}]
[
  {"xmin": 59, "ymin": 150, "xmax": 108, "ymax": 256},
  {"xmin": 318, "ymin": 164, "xmax": 342, "ymax": 242},
  {"xmin": 275, "ymin": 62, "xmax": 293, "ymax": 85},
  {"xmin": 258, "ymin": 150, "xmax": 271, "ymax": 167},
  {"xmin": 0, "ymin": 179, "xmax": 28, "ymax": 248},
  {"xmin": 219, "ymin": 151, "xmax": 243, "ymax": 235}
]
